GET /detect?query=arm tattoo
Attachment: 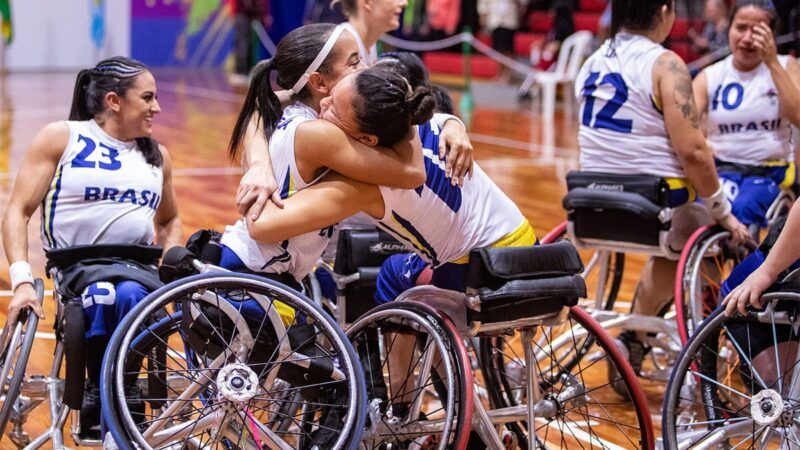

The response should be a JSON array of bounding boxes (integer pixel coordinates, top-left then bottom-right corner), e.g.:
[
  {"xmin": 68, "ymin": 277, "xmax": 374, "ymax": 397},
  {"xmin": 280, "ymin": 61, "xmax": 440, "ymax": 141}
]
[{"xmin": 663, "ymin": 56, "xmax": 702, "ymax": 129}]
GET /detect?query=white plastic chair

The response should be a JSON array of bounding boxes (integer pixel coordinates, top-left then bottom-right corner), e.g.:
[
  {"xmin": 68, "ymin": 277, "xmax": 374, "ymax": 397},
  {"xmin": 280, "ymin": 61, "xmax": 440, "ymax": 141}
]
[{"xmin": 519, "ymin": 30, "xmax": 593, "ymax": 121}]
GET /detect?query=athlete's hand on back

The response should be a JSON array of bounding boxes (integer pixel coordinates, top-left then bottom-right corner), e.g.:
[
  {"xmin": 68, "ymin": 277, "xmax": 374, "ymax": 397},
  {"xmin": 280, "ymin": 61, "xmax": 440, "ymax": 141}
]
[
  {"xmin": 7, "ymin": 283, "xmax": 44, "ymax": 326},
  {"xmin": 237, "ymin": 160, "xmax": 284, "ymax": 220},
  {"xmin": 718, "ymin": 212, "xmax": 751, "ymax": 245},
  {"xmin": 438, "ymin": 120, "xmax": 474, "ymax": 187}
]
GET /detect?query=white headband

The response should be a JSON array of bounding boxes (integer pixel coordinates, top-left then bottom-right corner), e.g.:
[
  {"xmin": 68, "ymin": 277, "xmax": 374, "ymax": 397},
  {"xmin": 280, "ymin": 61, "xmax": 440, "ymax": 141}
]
[{"xmin": 290, "ymin": 24, "xmax": 346, "ymax": 95}]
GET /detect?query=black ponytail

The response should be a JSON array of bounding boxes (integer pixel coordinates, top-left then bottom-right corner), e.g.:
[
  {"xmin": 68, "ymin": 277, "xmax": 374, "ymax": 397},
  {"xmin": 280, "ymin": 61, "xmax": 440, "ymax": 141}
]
[
  {"xmin": 610, "ymin": 0, "xmax": 673, "ymax": 38},
  {"xmin": 228, "ymin": 23, "xmax": 342, "ymax": 160},
  {"xmin": 68, "ymin": 56, "xmax": 162, "ymax": 167},
  {"xmin": 228, "ymin": 59, "xmax": 281, "ymax": 161},
  {"xmin": 353, "ymin": 67, "xmax": 435, "ymax": 147}
]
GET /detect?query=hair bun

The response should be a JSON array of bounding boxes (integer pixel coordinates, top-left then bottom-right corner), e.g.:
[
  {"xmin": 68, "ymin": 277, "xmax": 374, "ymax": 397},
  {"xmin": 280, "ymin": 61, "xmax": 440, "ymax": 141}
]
[{"xmin": 406, "ymin": 85, "xmax": 436, "ymax": 125}]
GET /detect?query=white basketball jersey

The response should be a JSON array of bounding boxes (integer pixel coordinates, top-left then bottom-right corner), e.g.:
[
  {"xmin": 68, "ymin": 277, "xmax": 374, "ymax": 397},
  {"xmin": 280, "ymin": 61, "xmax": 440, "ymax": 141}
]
[
  {"xmin": 576, "ymin": 33, "xmax": 683, "ymax": 178},
  {"xmin": 704, "ymin": 55, "xmax": 794, "ymax": 164},
  {"xmin": 377, "ymin": 121, "xmax": 526, "ymax": 267},
  {"xmin": 40, "ymin": 120, "xmax": 163, "ymax": 251},
  {"xmin": 221, "ymin": 103, "xmax": 334, "ymax": 280}
]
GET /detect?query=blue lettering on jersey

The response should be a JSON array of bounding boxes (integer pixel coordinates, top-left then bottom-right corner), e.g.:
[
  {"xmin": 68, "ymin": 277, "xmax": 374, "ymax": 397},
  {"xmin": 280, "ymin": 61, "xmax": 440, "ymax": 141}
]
[
  {"xmin": 71, "ymin": 135, "xmax": 122, "ymax": 171},
  {"xmin": 712, "ymin": 83, "xmax": 745, "ymax": 111},
  {"xmin": 84, "ymin": 187, "xmax": 160, "ymax": 211},
  {"xmin": 417, "ymin": 122, "xmax": 462, "ymax": 213},
  {"xmin": 717, "ymin": 119, "xmax": 781, "ymax": 135},
  {"xmin": 581, "ymin": 72, "xmax": 633, "ymax": 133},
  {"xmin": 276, "ymin": 117, "xmax": 294, "ymax": 130}
]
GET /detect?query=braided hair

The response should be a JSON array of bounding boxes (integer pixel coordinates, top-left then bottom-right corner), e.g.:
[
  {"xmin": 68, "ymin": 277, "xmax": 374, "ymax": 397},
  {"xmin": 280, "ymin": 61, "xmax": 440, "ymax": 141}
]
[{"xmin": 69, "ymin": 56, "xmax": 162, "ymax": 167}]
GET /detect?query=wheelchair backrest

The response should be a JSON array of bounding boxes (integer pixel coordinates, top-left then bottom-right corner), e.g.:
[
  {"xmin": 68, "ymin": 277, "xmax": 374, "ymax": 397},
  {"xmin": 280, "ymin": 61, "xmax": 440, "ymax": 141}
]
[
  {"xmin": 334, "ymin": 228, "xmax": 407, "ymax": 322},
  {"xmin": 563, "ymin": 171, "xmax": 673, "ymax": 250}
]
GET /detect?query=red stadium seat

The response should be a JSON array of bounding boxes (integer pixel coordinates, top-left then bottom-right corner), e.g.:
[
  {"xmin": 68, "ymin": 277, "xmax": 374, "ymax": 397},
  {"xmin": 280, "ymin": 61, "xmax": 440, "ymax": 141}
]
[
  {"xmin": 514, "ymin": 32, "xmax": 547, "ymax": 57},
  {"xmin": 528, "ymin": 11, "xmax": 554, "ymax": 34},
  {"xmin": 579, "ymin": 0, "xmax": 607, "ymax": 13},
  {"xmin": 422, "ymin": 52, "xmax": 499, "ymax": 78},
  {"xmin": 669, "ymin": 18, "xmax": 703, "ymax": 40},
  {"xmin": 573, "ymin": 12, "xmax": 600, "ymax": 34}
]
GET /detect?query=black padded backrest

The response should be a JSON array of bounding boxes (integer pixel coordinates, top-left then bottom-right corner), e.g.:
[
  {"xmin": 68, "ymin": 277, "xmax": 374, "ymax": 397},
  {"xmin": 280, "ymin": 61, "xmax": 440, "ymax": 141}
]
[
  {"xmin": 563, "ymin": 171, "xmax": 671, "ymax": 246},
  {"xmin": 466, "ymin": 241, "xmax": 584, "ymax": 290},
  {"xmin": 333, "ymin": 228, "xmax": 406, "ymax": 274},
  {"xmin": 46, "ymin": 244, "xmax": 163, "ymax": 272},
  {"xmin": 333, "ymin": 228, "xmax": 408, "ymax": 323},
  {"xmin": 566, "ymin": 170, "xmax": 669, "ymax": 206}
]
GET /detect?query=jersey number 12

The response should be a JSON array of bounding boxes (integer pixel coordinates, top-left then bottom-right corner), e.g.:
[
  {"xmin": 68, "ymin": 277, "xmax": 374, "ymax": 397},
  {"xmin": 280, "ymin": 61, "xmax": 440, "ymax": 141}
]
[{"xmin": 581, "ymin": 72, "xmax": 633, "ymax": 133}]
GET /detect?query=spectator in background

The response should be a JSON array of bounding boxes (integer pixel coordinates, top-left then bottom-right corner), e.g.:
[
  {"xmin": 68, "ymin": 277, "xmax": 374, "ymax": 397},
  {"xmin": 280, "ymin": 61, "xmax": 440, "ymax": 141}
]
[
  {"xmin": 533, "ymin": 0, "xmax": 575, "ymax": 71},
  {"xmin": 230, "ymin": 0, "xmax": 271, "ymax": 86},
  {"xmin": 688, "ymin": 0, "xmax": 729, "ymax": 57},
  {"xmin": 478, "ymin": 0, "xmax": 529, "ymax": 82}
]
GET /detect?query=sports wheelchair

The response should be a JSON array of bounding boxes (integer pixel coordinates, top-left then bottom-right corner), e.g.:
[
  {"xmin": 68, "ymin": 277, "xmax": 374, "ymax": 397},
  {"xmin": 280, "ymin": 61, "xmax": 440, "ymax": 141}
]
[
  {"xmin": 100, "ymin": 246, "xmax": 367, "ymax": 449},
  {"xmin": 321, "ymin": 228, "xmax": 655, "ymax": 448},
  {"xmin": 547, "ymin": 171, "xmax": 795, "ymax": 384},
  {"xmin": 0, "ymin": 244, "xmax": 164, "ymax": 449},
  {"xmin": 663, "ymin": 270, "xmax": 800, "ymax": 448}
]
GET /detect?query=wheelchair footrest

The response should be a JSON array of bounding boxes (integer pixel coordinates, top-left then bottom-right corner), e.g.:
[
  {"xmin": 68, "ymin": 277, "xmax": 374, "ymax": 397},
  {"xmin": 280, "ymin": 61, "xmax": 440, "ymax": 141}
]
[{"xmin": 475, "ymin": 275, "xmax": 585, "ymax": 324}]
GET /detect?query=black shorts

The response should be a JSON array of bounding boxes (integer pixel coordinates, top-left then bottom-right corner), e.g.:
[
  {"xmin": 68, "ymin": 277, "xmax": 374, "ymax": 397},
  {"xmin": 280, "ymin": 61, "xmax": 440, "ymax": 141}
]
[{"xmin": 492, "ymin": 27, "xmax": 515, "ymax": 54}]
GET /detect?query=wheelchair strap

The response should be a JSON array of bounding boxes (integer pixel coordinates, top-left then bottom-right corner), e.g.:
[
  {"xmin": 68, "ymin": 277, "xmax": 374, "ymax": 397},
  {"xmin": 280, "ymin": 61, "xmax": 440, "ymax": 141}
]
[{"xmin": 55, "ymin": 257, "xmax": 163, "ymax": 299}]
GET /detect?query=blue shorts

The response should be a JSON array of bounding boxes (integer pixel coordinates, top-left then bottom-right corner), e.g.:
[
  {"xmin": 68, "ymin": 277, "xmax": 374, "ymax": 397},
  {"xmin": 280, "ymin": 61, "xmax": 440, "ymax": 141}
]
[
  {"xmin": 82, "ymin": 280, "xmax": 149, "ymax": 339},
  {"xmin": 718, "ymin": 165, "xmax": 789, "ymax": 227},
  {"xmin": 374, "ymin": 253, "xmax": 469, "ymax": 304}
]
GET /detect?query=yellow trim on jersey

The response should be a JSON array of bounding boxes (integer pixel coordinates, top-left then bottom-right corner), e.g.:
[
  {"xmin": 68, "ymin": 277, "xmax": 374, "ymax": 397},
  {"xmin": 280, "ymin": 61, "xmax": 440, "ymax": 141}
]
[
  {"xmin": 288, "ymin": 173, "xmax": 297, "ymax": 198},
  {"xmin": 779, "ymin": 162, "xmax": 796, "ymax": 190},
  {"xmin": 651, "ymin": 94, "xmax": 663, "ymax": 114},
  {"xmin": 275, "ymin": 300, "xmax": 296, "ymax": 327},
  {"xmin": 42, "ymin": 164, "xmax": 64, "ymax": 246},
  {"xmin": 451, "ymin": 219, "xmax": 538, "ymax": 264},
  {"xmin": 664, "ymin": 177, "xmax": 697, "ymax": 202}
]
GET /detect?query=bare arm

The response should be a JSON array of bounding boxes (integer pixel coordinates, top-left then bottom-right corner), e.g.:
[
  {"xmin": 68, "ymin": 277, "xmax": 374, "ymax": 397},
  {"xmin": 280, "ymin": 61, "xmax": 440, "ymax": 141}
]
[
  {"xmin": 655, "ymin": 51, "xmax": 719, "ymax": 196},
  {"xmin": 296, "ymin": 120, "xmax": 426, "ymax": 189},
  {"xmin": 237, "ymin": 116, "xmax": 283, "ymax": 219},
  {"xmin": 692, "ymin": 70, "xmax": 710, "ymax": 137},
  {"xmin": 2, "ymin": 122, "xmax": 69, "ymax": 322},
  {"xmin": 154, "ymin": 146, "xmax": 183, "ymax": 252},
  {"xmin": 246, "ymin": 172, "xmax": 383, "ymax": 244},
  {"xmin": 655, "ymin": 51, "xmax": 749, "ymax": 242},
  {"xmin": 771, "ymin": 57, "xmax": 800, "ymax": 128},
  {"xmin": 723, "ymin": 201, "xmax": 800, "ymax": 315}
]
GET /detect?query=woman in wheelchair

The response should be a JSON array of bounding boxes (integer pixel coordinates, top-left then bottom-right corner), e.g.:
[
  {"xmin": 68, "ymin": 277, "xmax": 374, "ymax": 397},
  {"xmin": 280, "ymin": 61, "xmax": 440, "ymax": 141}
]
[
  {"xmin": 216, "ymin": 23, "xmax": 438, "ymax": 291},
  {"xmin": 1, "ymin": 57, "xmax": 181, "ymax": 438},
  {"xmin": 693, "ymin": 0, "xmax": 800, "ymax": 230},
  {"xmin": 575, "ymin": 0, "xmax": 749, "ymax": 388}
]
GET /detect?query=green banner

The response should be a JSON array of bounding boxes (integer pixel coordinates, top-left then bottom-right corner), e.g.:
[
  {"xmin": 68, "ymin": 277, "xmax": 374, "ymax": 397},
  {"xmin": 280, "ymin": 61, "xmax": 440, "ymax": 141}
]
[{"xmin": 0, "ymin": 0, "xmax": 11, "ymax": 45}]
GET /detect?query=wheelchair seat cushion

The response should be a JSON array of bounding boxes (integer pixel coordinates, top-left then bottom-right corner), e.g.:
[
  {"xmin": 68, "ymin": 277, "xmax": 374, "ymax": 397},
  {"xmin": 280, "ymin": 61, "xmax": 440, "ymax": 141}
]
[
  {"xmin": 46, "ymin": 244, "xmax": 162, "ymax": 272},
  {"xmin": 466, "ymin": 241, "xmax": 583, "ymax": 290},
  {"xmin": 475, "ymin": 275, "xmax": 586, "ymax": 324}
]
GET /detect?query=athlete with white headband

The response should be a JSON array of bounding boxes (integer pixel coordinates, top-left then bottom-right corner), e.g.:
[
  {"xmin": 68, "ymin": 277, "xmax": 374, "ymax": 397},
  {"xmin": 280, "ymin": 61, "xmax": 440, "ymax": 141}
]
[
  {"xmin": 235, "ymin": 0, "xmax": 474, "ymax": 220},
  {"xmin": 216, "ymin": 23, "xmax": 431, "ymax": 289}
]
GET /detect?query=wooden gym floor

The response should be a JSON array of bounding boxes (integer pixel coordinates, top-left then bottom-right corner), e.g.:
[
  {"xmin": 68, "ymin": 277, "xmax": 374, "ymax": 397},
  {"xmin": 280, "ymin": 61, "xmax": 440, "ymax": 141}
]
[{"xmin": 0, "ymin": 70, "xmax": 658, "ymax": 448}]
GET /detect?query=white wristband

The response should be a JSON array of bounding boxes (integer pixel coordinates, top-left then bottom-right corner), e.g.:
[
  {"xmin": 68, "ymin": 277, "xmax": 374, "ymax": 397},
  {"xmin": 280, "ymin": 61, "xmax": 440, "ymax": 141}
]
[
  {"xmin": 700, "ymin": 186, "xmax": 732, "ymax": 221},
  {"xmin": 9, "ymin": 261, "xmax": 34, "ymax": 292},
  {"xmin": 432, "ymin": 113, "xmax": 464, "ymax": 130}
]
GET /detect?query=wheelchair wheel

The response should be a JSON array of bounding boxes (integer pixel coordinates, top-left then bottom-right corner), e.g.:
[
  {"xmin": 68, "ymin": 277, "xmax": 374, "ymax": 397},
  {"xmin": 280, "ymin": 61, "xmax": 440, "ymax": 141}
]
[
  {"xmin": 348, "ymin": 301, "xmax": 472, "ymax": 450},
  {"xmin": 675, "ymin": 226, "xmax": 754, "ymax": 345},
  {"xmin": 101, "ymin": 272, "xmax": 366, "ymax": 450},
  {"xmin": 480, "ymin": 306, "xmax": 655, "ymax": 449},
  {"xmin": 663, "ymin": 302, "xmax": 800, "ymax": 449},
  {"xmin": 0, "ymin": 279, "xmax": 43, "ymax": 438}
]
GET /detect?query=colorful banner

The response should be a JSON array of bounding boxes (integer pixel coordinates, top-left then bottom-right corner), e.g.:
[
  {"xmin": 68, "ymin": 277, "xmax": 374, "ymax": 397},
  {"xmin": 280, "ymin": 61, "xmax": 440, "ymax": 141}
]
[
  {"xmin": 90, "ymin": 0, "xmax": 105, "ymax": 50},
  {"xmin": 0, "ymin": 0, "xmax": 12, "ymax": 45}
]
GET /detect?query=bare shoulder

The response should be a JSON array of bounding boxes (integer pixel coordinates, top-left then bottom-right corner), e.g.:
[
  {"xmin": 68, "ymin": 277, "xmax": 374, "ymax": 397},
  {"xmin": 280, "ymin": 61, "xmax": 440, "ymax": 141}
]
[
  {"xmin": 653, "ymin": 50, "xmax": 690, "ymax": 78},
  {"xmin": 30, "ymin": 121, "xmax": 70, "ymax": 160}
]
